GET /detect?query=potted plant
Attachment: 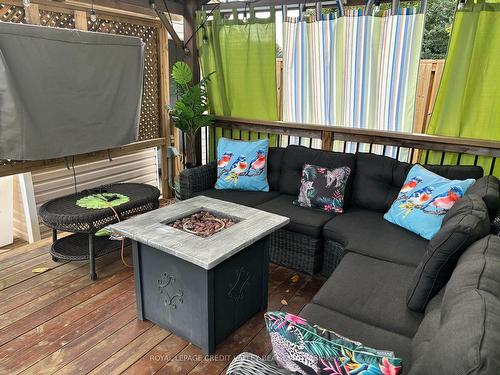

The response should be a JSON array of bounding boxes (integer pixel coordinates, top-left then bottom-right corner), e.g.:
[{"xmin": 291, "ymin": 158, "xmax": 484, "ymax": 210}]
[{"xmin": 168, "ymin": 61, "xmax": 214, "ymax": 168}]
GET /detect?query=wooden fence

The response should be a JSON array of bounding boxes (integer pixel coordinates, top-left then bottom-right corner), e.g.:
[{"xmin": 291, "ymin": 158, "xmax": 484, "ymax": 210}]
[{"xmin": 414, "ymin": 60, "xmax": 445, "ymax": 134}]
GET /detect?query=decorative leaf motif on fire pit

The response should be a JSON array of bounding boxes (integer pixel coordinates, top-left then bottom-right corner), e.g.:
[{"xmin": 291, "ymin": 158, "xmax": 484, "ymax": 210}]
[
  {"xmin": 157, "ymin": 272, "xmax": 184, "ymax": 309},
  {"xmin": 228, "ymin": 267, "xmax": 251, "ymax": 303}
]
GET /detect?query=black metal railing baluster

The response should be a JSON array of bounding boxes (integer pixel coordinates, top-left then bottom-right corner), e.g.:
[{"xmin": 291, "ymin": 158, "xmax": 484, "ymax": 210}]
[
  {"xmin": 490, "ymin": 157, "xmax": 496, "ymax": 175},
  {"xmin": 440, "ymin": 152, "xmax": 446, "ymax": 166}
]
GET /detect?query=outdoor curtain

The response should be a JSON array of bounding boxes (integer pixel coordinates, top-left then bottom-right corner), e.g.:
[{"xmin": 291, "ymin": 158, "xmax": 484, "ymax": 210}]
[
  {"xmin": 197, "ymin": 9, "xmax": 278, "ymax": 120},
  {"xmin": 0, "ymin": 22, "xmax": 143, "ymax": 160},
  {"xmin": 425, "ymin": 0, "xmax": 500, "ymax": 176},
  {"xmin": 196, "ymin": 8, "xmax": 278, "ymax": 158},
  {"xmin": 282, "ymin": 2, "xmax": 425, "ymax": 153}
]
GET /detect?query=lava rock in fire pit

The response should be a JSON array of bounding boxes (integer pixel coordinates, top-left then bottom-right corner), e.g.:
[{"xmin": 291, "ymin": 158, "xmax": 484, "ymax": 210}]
[{"xmin": 168, "ymin": 210, "xmax": 236, "ymax": 238}]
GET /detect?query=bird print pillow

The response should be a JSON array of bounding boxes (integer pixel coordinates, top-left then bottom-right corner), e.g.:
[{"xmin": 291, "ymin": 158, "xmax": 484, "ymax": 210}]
[
  {"xmin": 294, "ymin": 164, "xmax": 351, "ymax": 213},
  {"xmin": 265, "ymin": 311, "xmax": 403, "ymax": 375},
  {"xmin": 384, "ymin": 164, "xmax": 475, "ymax": 240},
  {"xmin": 215, "ymin": 138, "xmax": 270, "ymax": 191}
]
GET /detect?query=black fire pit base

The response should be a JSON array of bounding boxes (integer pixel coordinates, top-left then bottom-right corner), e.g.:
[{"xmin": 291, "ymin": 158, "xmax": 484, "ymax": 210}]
[{"xmin": 131, "ymin": 236, "xmax": 270, "ymax": 355}]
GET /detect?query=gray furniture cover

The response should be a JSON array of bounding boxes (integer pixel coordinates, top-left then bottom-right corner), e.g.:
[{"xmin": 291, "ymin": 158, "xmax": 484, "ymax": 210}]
[{"xmin": 0, "ymin": 22, "xmax": 144, "ymax": 160}]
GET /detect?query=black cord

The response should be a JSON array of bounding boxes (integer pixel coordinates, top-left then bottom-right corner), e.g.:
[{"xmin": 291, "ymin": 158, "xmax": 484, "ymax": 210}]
[
  {"xmin": 161, "ymin": 0, "xmax": 174, "ymax": 26},
  {"xmin": 72, "ymin": 155, "xmax": 78, "ymax": 194},
  {"xmin": 183, "ymin": 2, "xmax": 221, "ymax": 49}
]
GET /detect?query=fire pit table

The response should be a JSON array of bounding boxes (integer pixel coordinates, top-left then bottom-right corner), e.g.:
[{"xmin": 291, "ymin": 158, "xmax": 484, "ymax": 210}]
[{"xmin": 108, "ymin": 195, "xmax": 289, "ymax": 355}]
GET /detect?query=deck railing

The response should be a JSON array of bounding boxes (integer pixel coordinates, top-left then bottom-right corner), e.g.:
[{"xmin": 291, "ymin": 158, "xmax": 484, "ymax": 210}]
[{"xmin": 198, "ymin": 117, "xmax": 500, "ymax": 176}]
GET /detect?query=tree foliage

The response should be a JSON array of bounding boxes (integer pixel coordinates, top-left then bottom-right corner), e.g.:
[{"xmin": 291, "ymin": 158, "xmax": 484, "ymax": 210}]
[{"xmin": 421, "ymin": 0, "xmax": 456, "ymax": 59}]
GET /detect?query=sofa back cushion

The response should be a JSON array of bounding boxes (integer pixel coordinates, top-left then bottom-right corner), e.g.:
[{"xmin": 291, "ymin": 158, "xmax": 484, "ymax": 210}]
[
  {"xmin": 268, "ymin": 147, "xmax": 284, "ymax": 191},
  {"xmin": 409, "ymin": 235, "xmax": 500, "ymax": 375},
  {"xmin": 352, "ymin": 153, "xmax": 410, "ymax": 211},
  {"xmin": 352, "ymin": 153, "xmax": 484, "ymax": 212},
  {"xmin": 279, "ymin": 145, "xmax": 356, "ymax": 196},
  {"xmin": 467, "ymin": 175, "xmax": 500, "ymax": 219},
  {"xmin": 406, "ymin": 194, "xmax": 490, "ymax": 312}
]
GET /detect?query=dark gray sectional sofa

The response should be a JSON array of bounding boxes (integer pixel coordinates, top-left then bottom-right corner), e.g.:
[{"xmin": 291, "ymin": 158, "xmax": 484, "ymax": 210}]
[
  {"xmin": 180, "ymin": 145, "xmax": 500, "ymax": 374},
  {"xmin": 180, "ymin": 145, "xmax": 499, "ymax": 276}
]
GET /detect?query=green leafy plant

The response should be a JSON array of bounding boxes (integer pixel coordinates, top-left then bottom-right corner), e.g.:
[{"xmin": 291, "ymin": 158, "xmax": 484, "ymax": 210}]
[{"xmin": 168, "ymin": 61, "xmax": 214, "ymax": 167}]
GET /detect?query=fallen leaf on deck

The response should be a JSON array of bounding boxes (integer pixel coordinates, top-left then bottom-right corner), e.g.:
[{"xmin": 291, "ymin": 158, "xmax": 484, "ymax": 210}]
[
  {"xmin": 281, "ymin": 299, "xmax": 288, "ymax": 306},
  {"xmin": 32, "ymin": 267, "xmax": 50, "ymax": 273},
  {"xmin": 291, "ymin": 274, "xmax": 300, "ymax": 283}
]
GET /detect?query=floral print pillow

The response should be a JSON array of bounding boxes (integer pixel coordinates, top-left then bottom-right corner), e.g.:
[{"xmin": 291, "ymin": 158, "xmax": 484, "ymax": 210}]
[
  {"xmin": 294, "ymin": 164, "xmax": 351, "ymax": 213},
  {"xmin": 265, "ymin": 311, "xmax": 403, "ymax": 375}
]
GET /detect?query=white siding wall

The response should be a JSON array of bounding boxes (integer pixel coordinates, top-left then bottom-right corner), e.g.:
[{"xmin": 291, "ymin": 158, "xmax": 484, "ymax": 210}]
[{"xmin": 12, "ymin": 176, "xmax": 28, "ymax": 241}]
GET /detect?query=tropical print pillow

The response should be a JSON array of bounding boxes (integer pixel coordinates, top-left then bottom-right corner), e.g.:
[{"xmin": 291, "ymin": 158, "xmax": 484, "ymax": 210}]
[
  {"xmin": 293, "ymin": 164, "xmax": 351, "ymax": 213},
  {"xmin": 215, "ymin": 138, "xmax": 270, "ymax": 191},
  {"xmin": 265, "ymin": 311, "xmax": 402, "ymax": 375},
  {"xmin": 384, "ymin": 164, "xmax": 475, "ymax": 240}
]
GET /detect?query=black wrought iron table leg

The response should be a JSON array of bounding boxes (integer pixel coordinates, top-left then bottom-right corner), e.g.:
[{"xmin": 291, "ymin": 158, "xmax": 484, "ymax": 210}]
[
  {"xmin": 89, "ymin": 234, "xmax": 97, "ymax": 280},
  {"xmin": 51, "ymin": 229, "xmax": 59, "ymax": 262}
]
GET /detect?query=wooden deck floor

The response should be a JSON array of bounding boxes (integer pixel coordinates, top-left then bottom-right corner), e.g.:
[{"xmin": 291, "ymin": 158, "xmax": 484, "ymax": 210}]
[{"xmin": 0, "ymin": 237, "xmax": 324, "ymax": 375}]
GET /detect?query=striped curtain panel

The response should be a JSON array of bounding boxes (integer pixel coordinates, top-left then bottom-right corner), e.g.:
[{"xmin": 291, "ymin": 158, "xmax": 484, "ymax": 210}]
[{"xmin": 282, "ymin": 2, "xmax": 425, "ymax": 154}]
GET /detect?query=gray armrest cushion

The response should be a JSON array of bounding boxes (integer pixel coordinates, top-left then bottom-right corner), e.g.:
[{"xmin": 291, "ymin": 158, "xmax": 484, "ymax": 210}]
[{"xmin": 179, "ymin": 161, "xmax": 217, "ymax": 200}]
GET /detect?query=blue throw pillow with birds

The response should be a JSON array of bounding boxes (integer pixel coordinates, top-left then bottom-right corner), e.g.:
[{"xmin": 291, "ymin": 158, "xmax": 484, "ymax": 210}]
[
  {"xmin": 384, "ymin": 164, "xmax": 476, "ymax": 240},
  {"xmin": 215, "ymin": 138, "xmax": 270, "ymax": 191}
]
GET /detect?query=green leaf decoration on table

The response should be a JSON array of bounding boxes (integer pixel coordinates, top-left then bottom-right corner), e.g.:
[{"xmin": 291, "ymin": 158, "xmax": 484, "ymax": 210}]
[
  {"xmin": 172, "ymin": 61, "xmax": 193, "ymax": 85},
  {"xmin": 76, "ymin": 193, "xmax": 130, "ymax": 209},
  {"xmin": 95, "ymin": 227, "xmax": 111, "ymax": 237}
]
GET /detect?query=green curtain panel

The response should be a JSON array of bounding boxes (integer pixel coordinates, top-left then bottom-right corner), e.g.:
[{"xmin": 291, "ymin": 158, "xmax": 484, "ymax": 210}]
[
  {"xmin": 196, "ymin": 8, "xmax": 278, "ymax": 160},
  {"xmin": 425, "ymin": 0, "xmax": 500, "ymax": 176}
]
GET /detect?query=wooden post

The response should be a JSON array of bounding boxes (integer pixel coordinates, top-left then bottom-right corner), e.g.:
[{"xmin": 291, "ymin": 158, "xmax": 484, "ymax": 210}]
[
  {"xmin": 158, "ymin": 25, "xmax": 172, "ymax": 197},
  {"xmin": 21, "ymin": 0, "xmax": 42, "ymax": 244},
  {"xmin": 25, "ymin": 3, "xmax": 40, "ymax": 25},
  {"xmin": 74, "ymin": 10, "xmax": 88, "ymax": 31},
  {"xmin": 321, "ymin": 130, "xmax": 333, "ymax": 151},
  {"xmin": 18, "ymin": 173, "xmax": 41, "ymax": 243},
  {"xmin": 183, "ymin": 0, "xmax": 202, "ymax": 166}
]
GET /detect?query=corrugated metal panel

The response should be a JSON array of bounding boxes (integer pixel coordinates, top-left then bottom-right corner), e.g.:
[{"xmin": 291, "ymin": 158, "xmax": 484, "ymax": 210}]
[{"xmin": 32, "ymin": 148, "xmax": 159, "ymax": 235}]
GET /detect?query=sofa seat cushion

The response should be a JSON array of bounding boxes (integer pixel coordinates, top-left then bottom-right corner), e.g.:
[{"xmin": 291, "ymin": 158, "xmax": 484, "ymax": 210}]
[
  {"xmin": 312, "ymin": 253, "xmax": 423, "ymax": 337},
  {"xmin": 256, "ymin": 194, "xmax": 335, "ymax": 238},
  {"xmin": 300, "ymin": 303, "xmax": 413, "ymax": 368},
  {"xmin": 192, "ymin": 189, "xmax": 280, "ymax": 207},
  {"xmin": 323, "ymin": 207, "xmax": 428, "ymax": 266}
]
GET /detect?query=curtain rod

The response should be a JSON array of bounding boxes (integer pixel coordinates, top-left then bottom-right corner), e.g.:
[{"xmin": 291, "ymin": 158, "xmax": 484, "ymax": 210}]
[
  {"xmin": 200, "ymin": 0, "xmax": 415, "ymax": 12},
  {"xmin": 202, "ymin": 1, "xmax": 339, "ymax": 13},
  {"xmin": 202, "ymin": 1, "xmax": 339, "ymax": 11}
]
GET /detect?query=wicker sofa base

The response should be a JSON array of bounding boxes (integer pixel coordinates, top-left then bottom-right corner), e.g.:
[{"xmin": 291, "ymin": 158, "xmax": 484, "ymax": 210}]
[
  {"xmin": 269, "ymin": 229, "xmax": 323, "ymax": 275},
  {"xmin": 320, "ymin": 240, "xmax": 346, "ymax": 278}
]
